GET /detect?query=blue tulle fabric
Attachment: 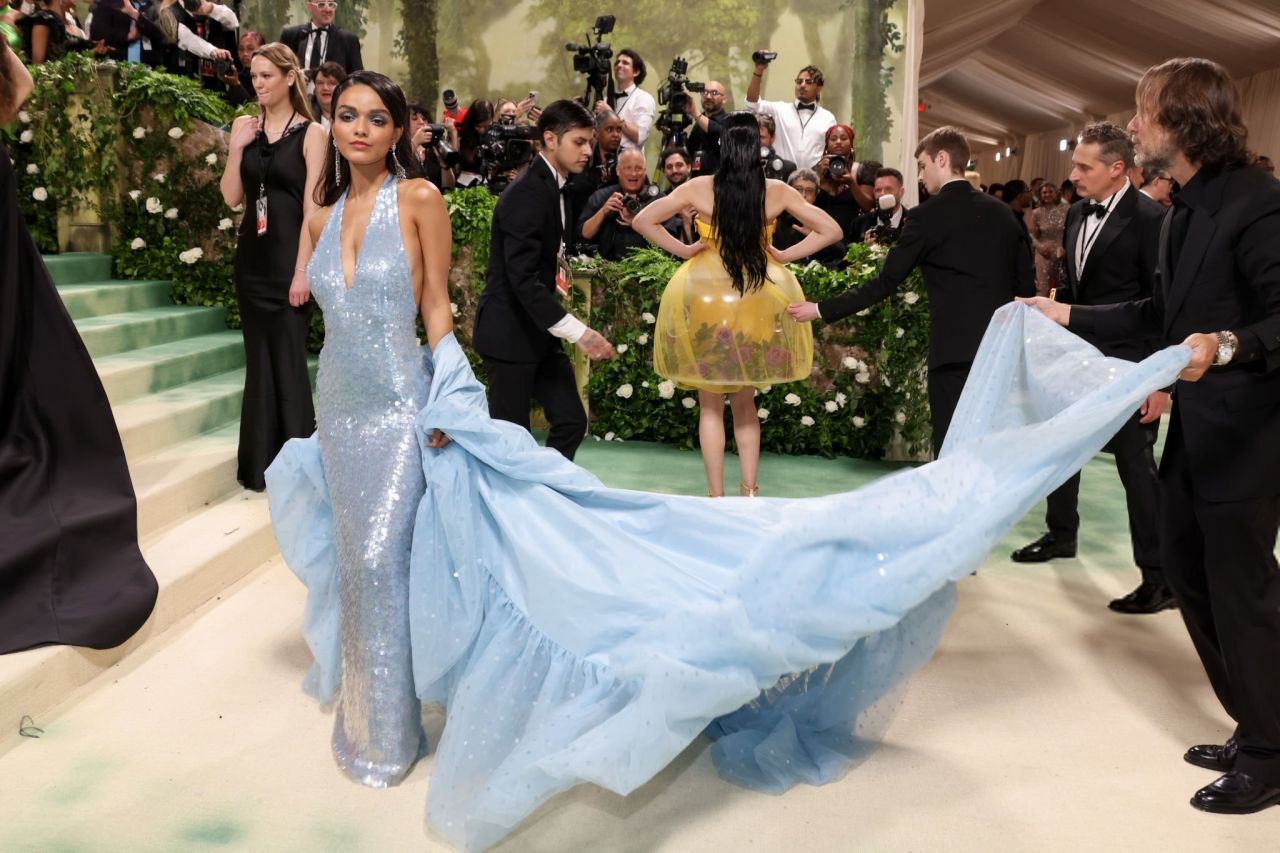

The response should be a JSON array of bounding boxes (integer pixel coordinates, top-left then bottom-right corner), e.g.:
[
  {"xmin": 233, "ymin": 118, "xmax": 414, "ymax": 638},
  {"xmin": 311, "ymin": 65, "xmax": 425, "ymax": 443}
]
[{"xmin": 267, "ymin": 304, "xmax": 1188, "ymax": 850}]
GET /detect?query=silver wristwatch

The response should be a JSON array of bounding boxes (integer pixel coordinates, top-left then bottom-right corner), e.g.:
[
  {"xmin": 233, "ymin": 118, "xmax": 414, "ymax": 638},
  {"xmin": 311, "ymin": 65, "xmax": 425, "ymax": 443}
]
[{"xmin": 1214, "ymin": 331, "xmax": 1237, "ymax": 366}]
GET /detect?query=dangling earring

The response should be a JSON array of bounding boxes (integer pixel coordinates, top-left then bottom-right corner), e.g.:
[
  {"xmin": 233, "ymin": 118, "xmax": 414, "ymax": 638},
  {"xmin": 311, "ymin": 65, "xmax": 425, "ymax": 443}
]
[
  {"xmin": 391, "ymin": 148, "xmax": 407, "ymax": 179},
  {"xmin": 332, "ymin": 138, "xmax": 343, "ymax": 185}
]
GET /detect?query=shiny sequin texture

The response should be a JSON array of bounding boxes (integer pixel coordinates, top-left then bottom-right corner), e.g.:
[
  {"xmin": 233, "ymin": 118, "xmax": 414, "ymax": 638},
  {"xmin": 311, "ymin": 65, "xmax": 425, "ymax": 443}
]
[{"xmin": 308, "ymin": 176, "xmax": 428, "ymax": 786}]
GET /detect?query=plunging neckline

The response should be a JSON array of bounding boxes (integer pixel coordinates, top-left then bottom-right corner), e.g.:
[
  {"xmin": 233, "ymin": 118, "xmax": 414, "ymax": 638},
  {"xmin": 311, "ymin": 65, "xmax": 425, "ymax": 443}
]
[{"xmin": 337, "ymin": 178, "xmax": 392, "ymax": 291}]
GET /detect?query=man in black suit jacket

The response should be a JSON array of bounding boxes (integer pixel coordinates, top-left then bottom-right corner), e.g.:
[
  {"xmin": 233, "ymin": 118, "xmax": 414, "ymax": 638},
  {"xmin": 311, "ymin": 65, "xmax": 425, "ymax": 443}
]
[
  {"xmin": 788, "ymin": 126, "xmax": 1035, "ymax": 454},
  {"xmin": 279, "ymin": 0, "xmax": 362, "ymax": 73},
  {"xmin": 473, "ymin": 100, "xmax": 616, "ymax": 460},
  {"xmin": 1011, "ymin": 122, "xmax": 1175, "ymax": 615},
  {"xmin": 1027, "ymin": 58, "xmax": 1280, "ymax": 815}
]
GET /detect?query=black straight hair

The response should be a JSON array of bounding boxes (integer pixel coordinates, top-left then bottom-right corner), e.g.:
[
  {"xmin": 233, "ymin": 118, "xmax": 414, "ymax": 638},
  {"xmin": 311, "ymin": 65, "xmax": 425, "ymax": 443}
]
[
  {"xmin": 317, "ymin": 70, "xmax": 423, "ymax": 207},
  {"xmin": 711, "ymin": 111, "xmax": 769, "ymax": 295},
  {"xmin": 536, "ymin": 98, "xmax": 594, "ymax": 145}
]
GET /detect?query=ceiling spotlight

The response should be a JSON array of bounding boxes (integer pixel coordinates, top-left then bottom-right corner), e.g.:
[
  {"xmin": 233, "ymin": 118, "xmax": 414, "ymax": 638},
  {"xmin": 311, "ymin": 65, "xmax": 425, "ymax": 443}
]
[
  {"xmin": 1059, "ymin": 139, "xmax": 1068, "ymax": 151},
  {"xmin": 995, "ymin": 152, "xmax": 1002, "ymax": 162},
  {"xmin": 1005, "ymin": 146, "xmax": 1012, "ymax": 157}
]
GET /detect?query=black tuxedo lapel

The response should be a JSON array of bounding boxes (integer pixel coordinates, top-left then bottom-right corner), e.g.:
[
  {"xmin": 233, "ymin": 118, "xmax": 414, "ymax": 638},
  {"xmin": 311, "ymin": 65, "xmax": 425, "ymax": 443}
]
[
  {"xmin": 1064, "ymin": 203, "xmax": 1084, "ymax": 292},
  {"xmin": 1163, "ymin": 209, "xmax": 1218, "ymax": 332},
  {"xmin": 530, "ymin": 156, "xmax": 566, "ymax": 249},
  {"xmin": 1079, "ymin": 190, "xmax": 1136, "ymax": 299}
]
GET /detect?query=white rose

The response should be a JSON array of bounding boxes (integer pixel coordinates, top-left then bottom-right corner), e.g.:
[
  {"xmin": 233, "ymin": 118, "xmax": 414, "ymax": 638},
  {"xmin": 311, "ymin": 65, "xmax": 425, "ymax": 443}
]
[
  {"xmin": 681, "ymin": 397, "xmax": 696, "ymax": 409},
  {"xmin": 231, "ymin": 203, "xmax": 245, "ymax": 213},
  {"xmin": 616, "ymin": 344, "xmax": 628, "ymax": 354},
  {"xmin": 164, "ymin": 207, "xmax": 178, "ymax": 219},
  {"xmin": 19, "ymin": 130, "xmax": 32, "ymax": 143},
  {"xmin": 450, "ymin": 302, "xmax": 459, "ymax": 317},
  {"xmin": 836, "ymin": 392, "xmax": 848, "ymax": 406},
  {"xmin": 759, "ymin": 385, "xmax": 771, "ymax": 394},
  {"xmin": 895, "ymin": 327, "xmax": 905, "ymax": 338},
  {"xmin": 895, "ymin": 411, "xmax": 907, "ymax": 424},
  {"xmin": 825, "ymin": 400, "xmax": 838, "ymax": 413},
  {"xmin": 205, "ymin": 153, "xmax": 218, "ymax": 165},
  {"xmin": 842, "ymin": 356, "xmax": 858, "ymax": 370},
  {"xmin": 178, "ymin": 247, "xmax": 204, "ymax": 264},
  {"xmin": 128, "ymin": 190, "xmax": 141, "ymax": 201},
  {"xmin": 25, "ymin": 163, "xmax": 38, "ymax": 175},
  {"xmin": 883, "ymin": 376, "xmax": 892, "ymax": 388},
  {"xmin": 853, "ymin": 416, "xmax": 867, "ymax": 428},
  {"xmin": 17, "ymin": 110, "xmax": 30, "ymax": 124},
  {"xmin": 604, "ymin": 431, "xmax": 615, "ymax": 441},
  {"xmin": 657, "ymin": 379, "xmax": 675, "ymax": 399},
  {"xmin": 641, "ymin": 311, "xmax": 656, "ymax": 324},
  {"xmin": 784, "ymin": 393, "xmax": 801, "ymax": 406},
  {"xmin": 130, "ymin": 237, "xmax": 146, "ymax": 250},
  {"xmin": 800, "ymin": 415, "xmax": 815, "ymax": 427},
  {"xmin": 217, "ymin": 217, "xmax": 233, "ymax": 231},
  {"xmin": 145, "ymin": 197, "xmax": 162, "ymax": 214},
  {"xmin": 132, "ymin": 126, "xmax": 147, "ymax": 139},
  {"xmin": 757, "ymin": 407, "xmax": 770, "ymax": 420},
  {"xmin": 31, "ymin": 187, "xmax": 47, "ymax": 201},
  {"xmin": 903, "ymin": 291, "xmax": 920, "ymax": 305},
  {"xmin": 636, "ymin": 333, "xmax": 649, "ymax": 345},
  {"xmin": 855, "ymin": 308, "xmax": 870, "ymax": 317},
  {"xmin": 154, "ymin": 173, "xmax": 166, "ymax": 183},
  {"xmin": 168, "ymin": 127, "xmax": 184, "ymax": 139},
  {"xmin": 616, "ymin": 384, "xmax": 633, "ymax": 399},
  {"xmin": 855, "ymin": 371, "xmax": 870, "ymax": 384},
  {"xmin": 641, "ymin": 381, "xmax": 649, "ymax": 388}
]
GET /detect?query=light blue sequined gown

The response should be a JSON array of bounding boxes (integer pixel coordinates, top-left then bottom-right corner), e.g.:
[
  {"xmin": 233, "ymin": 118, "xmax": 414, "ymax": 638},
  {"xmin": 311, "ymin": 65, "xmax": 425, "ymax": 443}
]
[
  {"xmin": 269, "ymin": 201, "xmax": 1191, "ymax": 848},
  {"xmin": 306, "ymin": 176, "xmax": 427, "ymax": 785}
]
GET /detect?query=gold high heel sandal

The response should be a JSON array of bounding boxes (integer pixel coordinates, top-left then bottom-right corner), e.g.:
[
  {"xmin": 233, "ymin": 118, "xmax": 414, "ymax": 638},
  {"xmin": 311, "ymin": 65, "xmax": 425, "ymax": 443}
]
[{"xmin": 739, "ymin": 482, "xmax": 759, "ymax": 497}]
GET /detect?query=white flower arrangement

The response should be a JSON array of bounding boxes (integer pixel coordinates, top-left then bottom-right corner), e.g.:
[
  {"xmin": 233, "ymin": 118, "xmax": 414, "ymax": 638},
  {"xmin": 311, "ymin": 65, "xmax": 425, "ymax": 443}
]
[
  {"xmin": 641, "ymin": 311, "xmax": 656, "ymax": 324},
  {"xmin": 604, "ymin": 431, "xmax": 616, "ymax": 441},
  {"xmin": 31, "ymin": 187, "xmax": 47, "ymax": 201},
  {"xmin": 800, "ymin": 415, "xmax": 815, "ymax": 426},
  {"xmin": 842, "ymin": 356, "xmax": 858, "ymax": 370},
  {"xmin": 450, "ymin": 302, "xmax": 459, "ymax": 317},
  {"xmin": 132, "ymin": 126, "xmax": 147, "ymax": 139},
  {"xmin": 852, "ymin": 416, "xmax": 867, "ymax": 428},
  {"xmin": 824, "ymin": 400, "xmax": 838, "ymax": 413},
  {"xmin": 217, "ymin": 217, "xmax": 233, "ymax": 231},
  {"xmin": 681, "ymin": 397, "xmax": 696, "ymax": 409},
  {"xmin": 759, "ymin": 385, "xmax": 771, "ymax": 394},
  {"xmin": 855, "ymin": 371, "xmax": 871, "ymax": 384},
  {"xmin": 903, "ymin": 291, "xmax": 919, "ymax": 305},
  {"xmin": 178, "ymin": 247, "xmax": 204, "ymax": 264},
  {"xmin": 641, "ymin": 381, "xmax": 649, "ymax": 388},
  {"xmin": 154, "ymin": 173, "xmax": 166, "ymax": 183},
  {"xmin": 168, "ymin": 127, "xmax": 184, "ymax": 139},
  {"xmin": 128, "ymin": 189, "xmax": 141, "ymax": 201},
  {"xmin": 835, "ymin": 392, "xmax": 848, "ymax": 406},
  {"xmin": 784, "ymin": 393, "xmax": 801, "ymax": 406},
  {"xmin": 616, "ymin": 383, "xmax": 633, "ymax": 399},
  {"xmin": 205, "ymin": 153, "xmax": 218, "ymax": 165},
  {"xmin": 164, "ymin": 208, "xmax": 179, "ymax": 219},
  {"xmin": 19, "ymin": 129, "xmax": 33, "ymax": 143},
  {"xmin": 757, "ymin": 407, "xmax": 770, "ymax": 420},
  {"xmin": 130, "ymin": 237, "xmax": 146, "ymax": 250},
  {"xmin": 616, "ymin": 344, "xmax": 628, "ymax": 354},
  {"xmin": 657, "ymin": 379, "xmax": 675, "ymax": 399},
  {"xmin": 145, "ymin": 197, "xmax": 162, "ymax": 214},
  {"xmin": 25, "ymin": 163, "xmax": 38, "ymax": 175},
  {"xmin": 17, "ymin": 110, "xmax": 31, "ymax": 124},
  {"xmin": 636, "ymin": 333, "xmax": 649, "ymax": 345}
]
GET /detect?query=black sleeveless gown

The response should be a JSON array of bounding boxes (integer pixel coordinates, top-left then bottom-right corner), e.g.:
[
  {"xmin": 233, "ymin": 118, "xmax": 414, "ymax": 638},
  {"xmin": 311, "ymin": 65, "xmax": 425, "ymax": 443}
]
[
  {"xmin": 0, "ymin": 142, "xmax": 157, "ymax": 654},
  {"xmin": 234, "ymin": 120, "xmax": 317, "ymax": 490}
]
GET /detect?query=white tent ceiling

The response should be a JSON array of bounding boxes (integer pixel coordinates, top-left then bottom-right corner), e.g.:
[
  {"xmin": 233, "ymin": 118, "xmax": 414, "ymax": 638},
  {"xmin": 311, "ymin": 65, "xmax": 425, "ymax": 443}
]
[{"xmin": 918, "ymin": 0, "xmax": 1280, "ymax": 151}]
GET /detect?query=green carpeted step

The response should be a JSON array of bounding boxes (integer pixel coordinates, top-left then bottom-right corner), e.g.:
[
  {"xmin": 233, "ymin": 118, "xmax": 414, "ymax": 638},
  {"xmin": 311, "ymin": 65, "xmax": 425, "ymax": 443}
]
[
  {"xmin": 74, "ymin": 305, "xmax": 228, "ymax": 358},
  {"xmin": 57, "ymin": 279, "xmax": 174, "ymax": 320},
  {"xmin": 95, "ymin": 331, "xmax": 245, "ymax": 404},
  {"xmin": 111, "ymin": 368, "xmax": 247, "ymax": 458},
  {"xmin": 129, "ymin": 422, "xmax": 242, "ymax": 536},
  {"xmin": 41, "ymin": 252, "xmax": 114, "ymax": 285}
]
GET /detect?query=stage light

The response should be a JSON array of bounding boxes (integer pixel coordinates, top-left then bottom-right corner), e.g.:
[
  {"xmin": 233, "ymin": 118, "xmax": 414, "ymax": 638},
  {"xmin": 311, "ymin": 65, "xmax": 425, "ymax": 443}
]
[
  {"xmin": 1005, "ymin": 147, "xmax": 1011, "ymax": 157},
  {"xmin": 1059, "ymin": 139, "xmax": 1068, "ymax": 151},
  {"xmin": 995, "ymin": 152, "xmax": 1002, "ymax": 162}
]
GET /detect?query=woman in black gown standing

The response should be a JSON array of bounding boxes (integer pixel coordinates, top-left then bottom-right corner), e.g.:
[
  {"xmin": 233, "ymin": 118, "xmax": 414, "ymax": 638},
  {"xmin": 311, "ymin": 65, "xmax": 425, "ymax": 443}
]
[
  {"xmin": 0, "ymin": 40, "xmax": 157, "ymax": 654},
  {"xmin": 219, "ymin": 42, "xmax": 327, "ymax": 491}
]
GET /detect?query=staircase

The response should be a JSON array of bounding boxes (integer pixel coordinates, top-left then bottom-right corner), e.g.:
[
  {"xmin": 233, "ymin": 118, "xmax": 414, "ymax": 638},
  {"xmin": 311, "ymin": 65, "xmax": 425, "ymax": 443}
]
[{"xmin": 0, "ymin": 253, "xmax": 297, "ymax": 755}]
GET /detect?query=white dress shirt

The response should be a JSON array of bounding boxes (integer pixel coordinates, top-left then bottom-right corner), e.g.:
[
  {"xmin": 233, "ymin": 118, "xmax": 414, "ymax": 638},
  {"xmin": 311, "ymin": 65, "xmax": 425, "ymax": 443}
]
[
  {"xmin": 613, "ymin": 84, "xmax": 655, "ymax": 152},
  {"xmin": 744, "ymin": 98, "xmax": 835, "ymax": 171},
  {"xmin": 1075, "ymin": 179, "xmax": 1130, "ymax": 277},
  {"xmin": 176, "ymin": 3, "xmax": 239, "ymax": 59}
]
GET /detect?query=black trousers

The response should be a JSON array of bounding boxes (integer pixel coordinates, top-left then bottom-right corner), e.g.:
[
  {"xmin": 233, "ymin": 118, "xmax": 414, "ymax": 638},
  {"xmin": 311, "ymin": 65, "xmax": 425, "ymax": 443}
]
[
  {"xmin": 1162, "ymin": 417, "xmax": 1280, "ymax": 784},
  {"xmin": 1045, "ymin": 412, "xmax": 1163, "ymax": 579},
  {"xmin": 483, "ymin": 350, "xmax": 587, "ymax": 460},
  {"xmin": 927, "ymin": 362, "xmax": 970, "ymax": 456}
]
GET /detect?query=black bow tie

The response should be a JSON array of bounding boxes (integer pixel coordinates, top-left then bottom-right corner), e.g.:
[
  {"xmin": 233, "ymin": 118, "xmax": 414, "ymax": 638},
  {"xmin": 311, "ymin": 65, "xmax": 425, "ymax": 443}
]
[
  {"xmin": 796, "ymin": 102, "xmax": 816, "ymax": 112},
  {"xmin": 1082, "ymin": 201, "xmax": 1108, "ymax": 218},
  {"xmin": 310, "ymin": 25, "xmax": 330, "ymax": 34}
]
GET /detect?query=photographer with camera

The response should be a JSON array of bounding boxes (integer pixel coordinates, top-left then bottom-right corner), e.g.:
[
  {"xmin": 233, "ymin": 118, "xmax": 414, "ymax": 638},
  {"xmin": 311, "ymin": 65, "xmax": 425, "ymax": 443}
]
[
  {"xmin": 566, "ymin": 109, "xmax": 623, "ymax": 241},
  {"xmin": 858, "ymin": 167, "xmax": 907, "ymax": 245},
  {"xmin": 683, "ymin": 79, "xmax": 728, "ymax": 175},
  {"xmin": 408, "ymin": 102, "xmax": 457, "ymax": 191},
  {"xmin": 455, "ymin": 99, "xmax": 495, "ymax": 187},
  {"xmin": 815, "ymin": 123, "xmax": 873, "ymax": 243},
  {"xmin": 758, "ymin": 114, "xmax": 796, "ymax": 183},
  {"xmin": 146, "ymin": 0, "xmax": 236, "ymax": 81},
  {"xmin": 577, "ymin": 148, "xmax": 681, "ymax": 261},
  {"xmin": 216, "ymin": 31, "xmax": 266, "ymax": 106},
  {"xmin": 593, "ymin": 48, "xmax": 653, "ymax": 152},
  {"xmin": 745, "ymin": 54, "xmax": 834, "ymax": 172},
  {"xmin": 771, "ymin": 168, "xmax": 847, "ymax": 269}
]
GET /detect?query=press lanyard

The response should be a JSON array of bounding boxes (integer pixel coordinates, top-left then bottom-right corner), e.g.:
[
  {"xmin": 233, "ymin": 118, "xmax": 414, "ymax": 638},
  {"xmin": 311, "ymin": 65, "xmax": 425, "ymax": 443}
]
[
  {"xmin": 1077, "ymin": 192, "xmax": 1118, "ymax": 271},
  {"xmin": 255, "ymin": 111, "xmax": 297, "ymax": 236}
]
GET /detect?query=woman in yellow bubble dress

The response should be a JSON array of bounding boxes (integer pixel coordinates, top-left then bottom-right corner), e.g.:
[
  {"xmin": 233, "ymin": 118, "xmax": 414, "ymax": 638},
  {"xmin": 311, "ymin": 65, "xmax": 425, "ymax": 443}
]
[{"xmin": 633, "ymin": 112, "xmax": 843, "ymax": 497}]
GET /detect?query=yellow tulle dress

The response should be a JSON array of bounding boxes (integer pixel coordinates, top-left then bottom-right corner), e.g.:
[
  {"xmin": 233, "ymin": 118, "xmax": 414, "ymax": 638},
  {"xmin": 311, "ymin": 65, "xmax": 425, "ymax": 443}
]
[{"xmin": 654, "ymin": 220, "xmax": 814, "ymax": 393}]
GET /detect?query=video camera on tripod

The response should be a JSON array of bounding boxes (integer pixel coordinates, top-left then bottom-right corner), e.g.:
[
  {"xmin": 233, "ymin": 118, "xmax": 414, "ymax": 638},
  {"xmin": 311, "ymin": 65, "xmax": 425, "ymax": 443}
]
[
  {"xmin": 655, "ymin": 56, "xmax": 705, "ymax": 147},
  {"xmin": 478, "ymin": 123, "xmax": 540, "ymax": 194},
  {"xmin": 565, "ymin": 15, "xmax": 616, "ymax": 107}
]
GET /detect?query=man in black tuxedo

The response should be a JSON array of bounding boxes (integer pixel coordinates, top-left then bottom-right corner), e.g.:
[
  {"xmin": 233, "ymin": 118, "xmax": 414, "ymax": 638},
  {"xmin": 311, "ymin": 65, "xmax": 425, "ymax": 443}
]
[
  {"xmin": 279, "ymin": 0, "xmax": 362, "ymax": 73},
  {"xmin": 473, "ymin": 100, "xmax": 616, "ymax": 460},
  {"xmin": 1026, "ymin": 57, "xmax": 1280, "ymax": 815},
  {"xmin": 1011, "ymin": 122, "xmax": 1174, "ymax": 615},
  {"xmin": 788, "ymin": 126, "xmax": 1035, "ymax": 453},
  {"xmin": 856, "ymin": 166, "xmax": 908, "ymax": 245}
]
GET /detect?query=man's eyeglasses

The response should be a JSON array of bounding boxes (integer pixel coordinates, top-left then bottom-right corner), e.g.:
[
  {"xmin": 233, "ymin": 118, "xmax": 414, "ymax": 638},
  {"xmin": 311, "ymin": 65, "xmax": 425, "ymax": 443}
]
[
  {"xmin": 795, "ymin": 78, "xmax": 817, "ymax": 85},
  {"xmin": 311, "ymin": 1, "xmax": 338, "ymax": 8}
]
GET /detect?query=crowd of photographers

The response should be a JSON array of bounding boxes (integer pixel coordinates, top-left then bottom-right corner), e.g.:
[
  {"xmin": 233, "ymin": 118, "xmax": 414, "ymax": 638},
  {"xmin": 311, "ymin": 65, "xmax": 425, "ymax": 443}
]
[{"xmin": 2, "ymin": 2, "xmax": 907, "ymax": 266}]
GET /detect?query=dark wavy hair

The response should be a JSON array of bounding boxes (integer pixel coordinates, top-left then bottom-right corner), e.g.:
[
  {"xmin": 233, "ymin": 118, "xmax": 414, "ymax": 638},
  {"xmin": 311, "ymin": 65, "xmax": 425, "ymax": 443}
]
[
  {"xmin": 617, "ymin": 48, "xmax": 646, "ymax": 85},
  {"xmin": 711, "ymin": 111, "xmax": 769, "ymax": 295},
  {"xmin": 1136, "ymin": 57, "xmax": 1250, "ymax": 170},
  {"xmin": 317, "ymin": 70, "xmax": 423, "ymax": 207}
]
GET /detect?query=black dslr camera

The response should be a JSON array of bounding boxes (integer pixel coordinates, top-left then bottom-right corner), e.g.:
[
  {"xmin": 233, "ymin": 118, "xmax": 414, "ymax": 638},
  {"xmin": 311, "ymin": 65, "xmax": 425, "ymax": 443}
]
[
  {"xmin": 826, "ymin": 155, "xmax": 848, "ymax": 180},
  {"xmin": 565, "ymin": 15, "xmax": 616, "ymax": 106},
  {"xmin": 752, "ymin": 50, "xmax": 778, "ymax": 65},
  {"xmin": 622, "ymin": 183, "xmax": 661, "ymax": 216},
  {"xmin": 479, "ymin": 124, "xmax": 540, "ymax": 194},
  {"xmin": 655, "ymin": 56, "xmax": 704, "ymax": 146},
  {"xmin": 423, "ymin": 123, "xmax": 460, "ymax": 169},
  {"xmin": 761, "ymin": 146, "xmax": 786, "ymax": 179}
]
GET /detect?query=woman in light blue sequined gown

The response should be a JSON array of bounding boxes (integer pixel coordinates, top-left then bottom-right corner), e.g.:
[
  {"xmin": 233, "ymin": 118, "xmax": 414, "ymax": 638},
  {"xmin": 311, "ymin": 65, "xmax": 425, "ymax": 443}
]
[{"xmin": 267, "ymin": 77, "xmax": 1192, "ymax": 851}]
